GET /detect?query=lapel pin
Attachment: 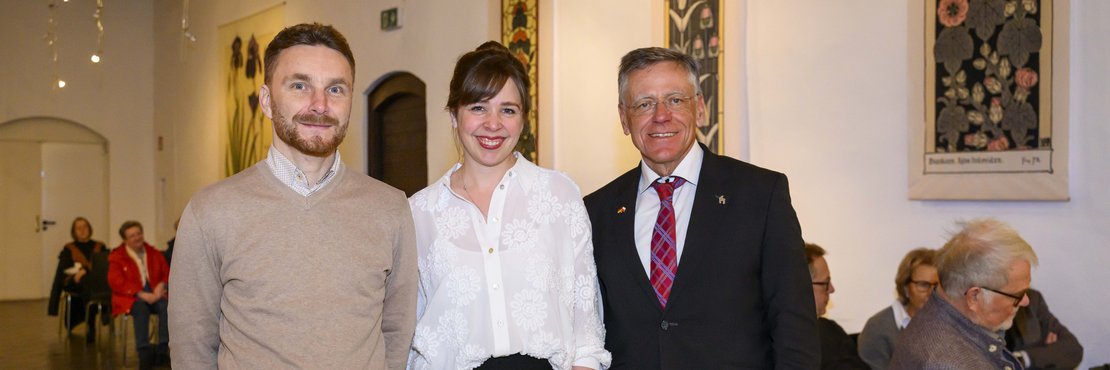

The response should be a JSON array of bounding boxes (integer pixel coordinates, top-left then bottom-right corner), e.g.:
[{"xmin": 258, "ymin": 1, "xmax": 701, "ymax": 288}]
[
  {"xmin": 617, "ymin": 206, "xmax": 627, "ymax": 214},
  {"xmin": 717, "ymin": 195, "xmax": 727, "ymax": 205}
]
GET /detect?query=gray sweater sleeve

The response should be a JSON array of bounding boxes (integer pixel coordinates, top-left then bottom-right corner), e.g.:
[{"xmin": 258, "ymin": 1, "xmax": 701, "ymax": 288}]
[
  {"xmin": 381, "ymin": 199, "xmax": 419, "ymax": 370},
  {"xmin": 168, "ymin": 202, "xmax": 223, "ymax": 369}
]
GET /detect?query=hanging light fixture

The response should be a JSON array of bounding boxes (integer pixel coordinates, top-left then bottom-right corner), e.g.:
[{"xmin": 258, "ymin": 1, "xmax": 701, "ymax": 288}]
[
  {"xmin": 91, "ymin": 0, "xmax": 104, "ymax": 63},
  {"xmin": 182, "ymin": 0, "xmax": 197, "ymax": 42},
  {"xmin": 45, "ymin": 0, "xmax": 64, "ymax": 88}
]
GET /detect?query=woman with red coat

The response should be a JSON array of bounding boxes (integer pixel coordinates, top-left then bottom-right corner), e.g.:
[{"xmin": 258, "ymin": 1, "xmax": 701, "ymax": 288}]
[{"xmin": 108, "ymin": 220, "xmax": 169, "ymax": 369}]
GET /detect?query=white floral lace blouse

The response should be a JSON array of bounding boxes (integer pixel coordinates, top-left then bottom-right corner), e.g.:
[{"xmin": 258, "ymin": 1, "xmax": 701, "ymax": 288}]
[{"xmin": 407, "ymin": 154, "xmax": 610, "ymax": 370}]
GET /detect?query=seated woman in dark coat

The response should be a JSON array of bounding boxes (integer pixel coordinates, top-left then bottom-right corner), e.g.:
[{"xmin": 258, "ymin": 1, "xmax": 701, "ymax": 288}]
[{"xmin": 47, "ymin": 217, "xmax": 108, "ymax": 342}]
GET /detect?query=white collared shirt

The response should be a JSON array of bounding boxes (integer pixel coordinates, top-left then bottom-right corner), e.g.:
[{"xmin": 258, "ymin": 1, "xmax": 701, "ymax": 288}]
[
  {"xmin": 891, "ymin": 301, "xmax": 912, "ymax": 330},
  {"xmin": 407, "ymin": 153, "xmax": 610, "ymax": 370},
  {"xmin": 633, "ymin": 144, "xmax": 704, "ymax": 277},
  {"xmin": 264, "ymin": 145, "xmax": 341, "ymax": 196}
]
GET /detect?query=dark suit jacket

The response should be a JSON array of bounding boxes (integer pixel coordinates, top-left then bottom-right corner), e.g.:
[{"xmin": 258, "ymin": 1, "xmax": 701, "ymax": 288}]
[
  {"xmin": 819, "ymin": 317, "xmax": 868, "ymax": 370},
  {"xmin": 1005, "ymin": 289, "xmax": 1083, "ymax": 369},
  {"xmin": 584, "ymin": 147, "xmax": 819, "ymax": 369}
]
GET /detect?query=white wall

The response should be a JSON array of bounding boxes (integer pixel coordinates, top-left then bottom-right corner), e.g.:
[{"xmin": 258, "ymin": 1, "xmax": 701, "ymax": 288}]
[
  {"xmin": 747, "ymin": 1, "xmax": 1109, "ymax": 367},
  {"xmin": 0, "ymin": 0, "xmax": 156, "ymax": 247}
]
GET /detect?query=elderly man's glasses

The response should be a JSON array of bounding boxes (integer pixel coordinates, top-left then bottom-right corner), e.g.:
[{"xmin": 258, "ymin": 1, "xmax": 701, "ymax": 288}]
[
  {"xmin": 909, "ymin": 280, "xmax": 939, "ymax": 291},
  {"xmin": 979, "ymin": 286, "xmax": 1027, "ymax": 307},
  {"xmin": 812, "ymin": 280, "xmax": 832, "ymax": 292},
  {"xmin": 625, "ymin": 93, "xmax": 697, "ymax": 117}
]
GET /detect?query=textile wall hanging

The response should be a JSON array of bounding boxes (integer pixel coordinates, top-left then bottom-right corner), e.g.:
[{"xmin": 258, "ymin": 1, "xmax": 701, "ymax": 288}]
[
  {"xmin": 911, "ymin": 0, "xmax": 1068, "ymax": 200},
  {"xmin": 219, "ymin": 4, "xmax": 284, "ymax": 177},
  {"xmin": 665, "ymin": 0, "xmax": 723, "ymax": 154},
  {"xmin": 502, "ymin": 0, "xmax": 539, "ymax": 163}
]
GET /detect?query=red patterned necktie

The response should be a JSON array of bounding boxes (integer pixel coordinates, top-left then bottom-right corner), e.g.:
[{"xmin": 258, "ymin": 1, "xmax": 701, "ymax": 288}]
[{"xmin": 650, "ymin": 176, "xmax": 685, "ymax": 308}]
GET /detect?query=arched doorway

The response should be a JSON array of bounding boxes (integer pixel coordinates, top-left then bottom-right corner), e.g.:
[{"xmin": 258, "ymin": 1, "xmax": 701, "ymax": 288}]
[
  {"xmin": 0, "ymin": 117, "xmax": 109, "ymax": 300},
  {"xmin": 366, "ymin": 72, "xmax": 428, "ymax": 196}
]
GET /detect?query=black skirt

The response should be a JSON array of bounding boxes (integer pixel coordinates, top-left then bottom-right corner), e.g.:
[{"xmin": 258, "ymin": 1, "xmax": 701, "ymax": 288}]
[{"xmin": 475, "ymin": 354, "xmax": 552, "ymax": 370}]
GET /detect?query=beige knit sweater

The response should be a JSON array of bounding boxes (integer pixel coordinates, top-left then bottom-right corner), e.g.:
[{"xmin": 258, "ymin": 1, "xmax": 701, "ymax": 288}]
[{"xmin": 168, "ymin": 162, "xmax": 417, "ymax": 369}]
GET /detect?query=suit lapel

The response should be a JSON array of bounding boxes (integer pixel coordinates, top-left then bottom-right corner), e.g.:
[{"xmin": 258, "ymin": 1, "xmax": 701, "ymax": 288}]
[{"xmin": 611, "ymin": 168, "xmax": 664, "ymax": 314}]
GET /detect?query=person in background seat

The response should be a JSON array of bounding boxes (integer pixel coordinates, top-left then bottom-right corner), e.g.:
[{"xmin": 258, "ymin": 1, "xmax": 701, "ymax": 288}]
[
  {"xmin": 47, "ymin": 217, "xmax": 108, "ymax": 343},
  {"xmin": 108, "ymin": 220, "xmax": 169, "ymax": 369},
  {"xmin": 805, "ymin": 243, "xmax": 868, "ymax": 370},
  {"xmin": 857, "ymin": 247, "xmax": 938, "ymax": 369},
  {"xmin": 1005, "ymin": 288, "xmax": 1083, "ymax": 369}
]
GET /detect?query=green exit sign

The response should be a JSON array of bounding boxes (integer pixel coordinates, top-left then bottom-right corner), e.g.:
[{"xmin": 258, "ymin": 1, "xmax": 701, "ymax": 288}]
[{"xmin": 381, "ymin": 7, "xmax": 401, "ymax": 31}]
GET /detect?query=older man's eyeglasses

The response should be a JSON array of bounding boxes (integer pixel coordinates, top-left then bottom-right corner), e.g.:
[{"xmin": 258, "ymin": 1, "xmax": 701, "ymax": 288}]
[
  {"xmin": 812, "ymin": 280, "xmax": 832, "ymax": 292},
  {"xmin": 625, "ymin": 94, "xmax": 697, "ymax": 117},
  {"xmin": 979, "ymin": 286, "xmax": 1028, "ymax": 307},
  {"xmin": 909, "ymin": 280, "xmax": 939, "ymax": 291}
]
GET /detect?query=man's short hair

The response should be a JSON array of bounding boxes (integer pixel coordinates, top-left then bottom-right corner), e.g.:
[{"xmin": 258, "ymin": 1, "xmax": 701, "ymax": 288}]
[
  {"xmin": 263, "ymin": 23, "xmax": 355, "ymax": 85},
  {"xmin": 119, "ymin": 220, "xmax": 143, "ymax": 239},
  {"xmin": 894, "ymin": 247, "xmax": 937, "ymax": 305},
  {"xmin": 617, "ymin": 47, "xmax": 700, "ymax": 104},
  {"xmin": 935, "ymin": 219, "xmax": 1038, "ymax": 299},
  {"xmin": 803, "ymin": 242, "xmax": 826, "ymax": 279}
]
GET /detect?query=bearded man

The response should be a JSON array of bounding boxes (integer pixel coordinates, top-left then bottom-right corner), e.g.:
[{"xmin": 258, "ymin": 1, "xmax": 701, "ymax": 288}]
[{"xmin": 168, "ymin": 23, "xmax": 417, "ymax": 369}]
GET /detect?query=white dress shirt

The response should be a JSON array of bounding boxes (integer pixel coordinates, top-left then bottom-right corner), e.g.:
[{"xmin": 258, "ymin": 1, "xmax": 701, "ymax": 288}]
[
  {"xmin": 408, "ymin": 153, "xmax": 610, "ymax": 370},
  {"xmin": 891, "ymin": 301, "xmax": 912, "ymax": 330},
  {"xmin": 633, "ymin": 144, "xmax": 704, "ymax": 276}
]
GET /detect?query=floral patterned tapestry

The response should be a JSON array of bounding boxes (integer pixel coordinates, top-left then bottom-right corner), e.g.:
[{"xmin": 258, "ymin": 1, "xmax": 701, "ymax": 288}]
[
  {"xmin": 665, "ymin": 0, "xmax": 722, "ymax": 154},
  {"xmin": 502, "ymin": 0, "xmax": 539, "ymax": 163},
  {"xmin": 913, "ymin": 0, "xmax": 1067, "ymax": 200},
  {"xmin": 219, "ymin": 5, "xmax": 284, "ymax": 177}
]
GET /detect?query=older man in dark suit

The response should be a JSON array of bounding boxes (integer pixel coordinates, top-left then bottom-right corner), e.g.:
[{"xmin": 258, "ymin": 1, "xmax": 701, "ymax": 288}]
[{"xmin": 584, "ymin": 47, "xmax": 818, "ymax": 369}]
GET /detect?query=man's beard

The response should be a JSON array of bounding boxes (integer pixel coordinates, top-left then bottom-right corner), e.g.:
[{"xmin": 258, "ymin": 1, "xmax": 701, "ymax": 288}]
[
  {"xmin": 273, "ymin": 109, "xmax": 347, "ymax": 157},
  {"xmin": 994, "ymin": 313, "xmax": 1016, "ymax": 332}
]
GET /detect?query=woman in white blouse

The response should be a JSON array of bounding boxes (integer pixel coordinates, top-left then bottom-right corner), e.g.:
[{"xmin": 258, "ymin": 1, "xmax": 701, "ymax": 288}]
[{"xmin": 407, "ymin": 41, "xmax": 610, "ymax": 370}]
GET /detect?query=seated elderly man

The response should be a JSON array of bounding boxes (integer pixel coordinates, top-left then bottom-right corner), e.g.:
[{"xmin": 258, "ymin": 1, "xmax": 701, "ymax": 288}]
[
  {"xmin": 1005, "ymin": 288, "xmax": 1084, "ymax": 369},
  {"xmin": 889, "ymin": 219, "xmax": 1037, "ymax": 369},
  {"xmin": 108, "ymin": 220, "xmax": 170, "ymax": 370}
]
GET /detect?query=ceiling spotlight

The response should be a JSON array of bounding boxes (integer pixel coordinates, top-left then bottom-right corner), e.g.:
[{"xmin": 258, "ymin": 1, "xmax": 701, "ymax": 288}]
[
  {"xmin": 57, "ymin": 79, "xmax": 66, "ymax": 88},
  {"xmin": 90, "ymin": 54, "xmax": 101, "ymax": 63}
]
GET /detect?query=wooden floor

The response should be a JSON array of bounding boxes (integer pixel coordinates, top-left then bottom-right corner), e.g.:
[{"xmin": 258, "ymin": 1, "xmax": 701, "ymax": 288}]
[{"xmin": 0, "ymin": 299, "xmax": 167, "ymax": 369}]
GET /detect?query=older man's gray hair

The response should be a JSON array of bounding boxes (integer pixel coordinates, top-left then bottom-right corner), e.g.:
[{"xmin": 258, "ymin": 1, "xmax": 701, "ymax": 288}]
[
  {"xmin": 935, "ymin": 218, "xmax": 1038, "ymax": 300},
  {"xmin": 617, "ymin": 47, "xmax": 701, "ymax": 104}
]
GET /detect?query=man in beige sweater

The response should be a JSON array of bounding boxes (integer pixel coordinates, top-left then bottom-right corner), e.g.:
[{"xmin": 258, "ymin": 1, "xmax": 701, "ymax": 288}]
[{"xmin": 168, "ymin": 23, "xmax": 418, "ymax": 369}]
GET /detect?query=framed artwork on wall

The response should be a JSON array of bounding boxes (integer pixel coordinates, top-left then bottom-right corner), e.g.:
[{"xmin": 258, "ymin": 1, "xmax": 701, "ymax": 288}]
[
  {"xmin": 665, "ymin": 0, "xmax": 723, "ymax": 154},
  {"xmin": 910, "ymin": 0, "xmax": 1068, "ymax": 200},
  {"xmin": 219, "ymin": 4, "xmax": 284, "ymax": 177},
  {"xmin": 502, "ymin": 0, "xmax": 539, "ymax": 163}
]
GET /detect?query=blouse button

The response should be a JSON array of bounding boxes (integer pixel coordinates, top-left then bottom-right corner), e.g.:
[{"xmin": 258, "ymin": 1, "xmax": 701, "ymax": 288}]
[
  {"xmin": 499, "ymin": 184, "xmax": 505, "ymax": 190},
  {"xmin": 988, "ymin": 344, "xmax": 997, "ymax": 352},
  {"xmin": 487, "ymin": 248, "xmax": 494, "ymax": 254},
  {"xmin": 497, "ymin": 320, "xmax": 504, "ymax": 327}
]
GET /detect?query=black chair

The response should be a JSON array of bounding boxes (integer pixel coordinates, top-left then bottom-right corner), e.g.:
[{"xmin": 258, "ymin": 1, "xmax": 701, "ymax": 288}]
[{"xmin": 83, "ymin": 250, "xmax": 112, "ymax": 344}]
